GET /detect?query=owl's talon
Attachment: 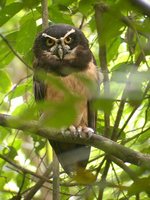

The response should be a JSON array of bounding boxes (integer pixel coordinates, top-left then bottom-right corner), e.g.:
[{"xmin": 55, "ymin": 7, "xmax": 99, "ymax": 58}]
[
  {"xmin": 62, "ymin": 126, "xmax": 94, "ymax": 138},
  {"xmin": 69, "ymin": 125, "xmax": 79, "ymax": 137},
  {"xmin": 78, "ymin": 127, "xmax": 94, "ymax": 139},
  {"xmin": 62, "ymin": 125, "xmax": 78, "ymax": 137},
  {"xmin": 77, "ymin": 126, "xmax": 82, "ymax": 133},
  {"xmin": 61, "ymin": 128, "xmax": 69, "ymax": 136}
]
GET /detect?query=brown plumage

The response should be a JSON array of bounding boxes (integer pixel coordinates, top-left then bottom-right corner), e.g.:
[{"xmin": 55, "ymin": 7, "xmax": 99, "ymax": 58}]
[{"xmin": 33, "ymin": 24, "xmax": 100, "ymax": 174}]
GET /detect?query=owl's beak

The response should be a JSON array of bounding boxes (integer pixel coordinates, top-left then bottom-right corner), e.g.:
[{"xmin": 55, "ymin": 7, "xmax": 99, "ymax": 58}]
[
  {"xmin": 55, "ymin": 44, "xmax": 70, "ymax": 60},
  {"xmin": 57, "ymin": 45, "xmax": 64, "ymax": 60}
]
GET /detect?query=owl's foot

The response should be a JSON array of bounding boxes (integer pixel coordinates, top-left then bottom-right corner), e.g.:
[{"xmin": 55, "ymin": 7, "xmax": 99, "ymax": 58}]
[
  {"xmin": 77, "ymin": 126, "xmax": 94, "ymax": 138},
  {"xmin": 62, "ymin": 125, "xmax": 94, "ymax": 138},
  {"xmin": 62, "ymin": 125, "xmax": 78, "ymax": 137}
]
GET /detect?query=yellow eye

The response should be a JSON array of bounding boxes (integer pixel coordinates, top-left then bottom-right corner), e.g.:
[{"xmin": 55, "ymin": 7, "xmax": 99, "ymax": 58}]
[
  {"xmin": 64, "ymin": 36, "xmax": 72, "ymax": 44},
  {"xmin": 46, "ymin": 38, "xmax": 55, "ymax": 47}
]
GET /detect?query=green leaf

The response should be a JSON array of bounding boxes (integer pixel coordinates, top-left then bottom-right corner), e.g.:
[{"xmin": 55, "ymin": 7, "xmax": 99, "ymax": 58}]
[
  {"xmin": 0, "ymin": 0, "xmax": 6, "ymax": 8},
  {"xmin": 138, "ymin": 129, "xmax": 150, "ymax": 143},
  {"xmin": 22, "ymin": 0, "xmax": 40, "ymax": 9},
  {"xmin": 98, "ymin": 5, "xmax": 124, "ymax": 45},
  {"xmin": 107, "ymin": 37, "xmax": 121, "ymax": 63},
  {"xmin": 125, "ymin": 71, "xmax": 148, "ymax": 106},
  {"xmin": 33, "ymin": 137, "xmax": 46, "ymax": 153},
  {"xmin": 94, "ymin": 97, "xmax": 114, "ymax": 114},
  {"xmin": 39, "ymin": 99, "xmax": 77, "ymax": 128},
  {"xmin": 0, "ymin": 70, "xmax": 11, "ymax": 93},
  {"xmin": 0, "ymin": 31, "xmax": 19, "ymax": 68},
  {"xmin": 12, "ymin": 103, "xmax": 29, "ymax": 116},
  {"xmin": 0, "ymin": 51, "xmax": 14, "ymax": 68},
  {"xmin": 12, "ymin": 100, "xmax": 39, "ymax": 121},
  {"xmin": 15, "ymin": 18, "xmax": 37, "ymax": 54},
  {"xmin": 0, "ymin": 126, "xmax": 10, "ymax": 141},
  {"xmin": 3, "ymin": 146, "xmax": 18, "ymax": 159},
  {"xmin": 8, "ymin": 81, "xmax": 32, "ymax": 100},
  {"xmin": 53, "ymin": 0, "xmax": 75, "ymax": 6},
  {"xmin": 23, "ymin": 49, "xmax": 34, "ymax": 66},
  {"xmin": 128, "ymin": 177, "xmax": 150, "ymax": 196},
  {"xmin": 0, "ymin": 2, "xmax": 23, "ymax": 26},
  {"xmin": 111, "ymin": 63, "xmax": 133, "ymax": 83},
  {"xmin": 78, "ymin": 0, "xmax": 93, "ymax": 16},
  {"xmin": 0, "ymin": 178, "xmax": 6, "ymax": 190},
  {"xmin": 49, "ymin": 5, "xmax": 73, "ymax": 24}
]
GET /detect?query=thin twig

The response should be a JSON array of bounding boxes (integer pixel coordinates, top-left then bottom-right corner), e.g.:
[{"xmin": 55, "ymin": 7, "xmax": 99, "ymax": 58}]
[
  {"xmin": 97, "ymin": 160, "xmax": 110, "ymax": 200},
  {"xmin": 24, "ymin": 163, "xmax": 53, "ymax": 200},
  {"xmin": 0, "ymin": 154, "xmax": 51, "ymax": 183},
  {"xmin": 52, "ymin": 151, "xmax": 60, "ymax": 200},
  {"xmin": 94, "ymin": 3, "xmax": 110, "ymax": 138}
]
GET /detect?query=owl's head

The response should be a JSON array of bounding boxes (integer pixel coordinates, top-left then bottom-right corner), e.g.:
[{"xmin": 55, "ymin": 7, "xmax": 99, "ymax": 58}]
[{"xmin": 33, "ymin": 24, "xmax": 92, "ymax": 76}]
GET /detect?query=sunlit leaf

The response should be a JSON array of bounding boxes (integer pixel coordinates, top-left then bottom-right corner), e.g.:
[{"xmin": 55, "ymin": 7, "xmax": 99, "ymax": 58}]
[
  {"xmin": 3, "ymin": 146, "xmax": 18, "ymax": 159},
  {"xmin": 128, "ymin": 177, "xmax": 150, "ymax": 197},
  {"xmin": 94, "ymin": 96, "xmax": 114, "ymax": 114},
  {"xmin": 78, "ymin": 0, "xmax": 93, "ymax": 16},
  {"xmin": 73, "ymin": 168, "xmax": 96, "ymax": 184},
  {"xmin": 15, "ymin": 18, "xmax": 37, "ymax": 54},
  {"xmin": 0, "ymin": 0, "xmax": 6, "ymax": 8},
  {"xmin": 0, "ymin": 2, "xmax": 23, "ymax": 26},
  {"xmin": 8, "ymin": 81, "xmax": 32, "ymax": 100},
  {"xmin": 0, "ymin": 70, "xmax": 11, "ymax": 93},
  {"xmin": 0, "ymin": 31, "xmax": 18, "ymax": 68},
  {"xmin": 21, "ymin": 0, "xmax": 40, "ymax": 9},
  {"xmin": 49, "ymin": 5, "xmax": 73, "ymax": 24}
]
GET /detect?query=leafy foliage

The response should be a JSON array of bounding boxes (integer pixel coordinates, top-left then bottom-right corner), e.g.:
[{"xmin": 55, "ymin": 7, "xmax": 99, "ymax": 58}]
[{"xmin": 0, "ymin": 0, "xmax": 150, "ymax": 199}]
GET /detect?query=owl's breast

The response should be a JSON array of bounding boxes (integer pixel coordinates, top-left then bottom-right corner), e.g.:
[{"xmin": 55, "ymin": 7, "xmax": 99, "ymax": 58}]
[
  {"xmin": 46, "ymin": 73, "xmax": 88, "ymax": 101},
  {"xmin": 46, "ymin": 61, "xmax": 98, "ymax": 102}
]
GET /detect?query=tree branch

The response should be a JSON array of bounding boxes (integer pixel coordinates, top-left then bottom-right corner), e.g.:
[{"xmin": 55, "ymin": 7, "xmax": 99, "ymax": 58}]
[
  {"xmin": 0, "ymin": 113, "xmax": 150, "ymax": 170},
  {"xmin": 52, "ymin": 151, "xmax": 60, "ymax": 200},
  {"xmin": 41, "ymin": 0, "xmax": 49, "ymax": 30},
  {"xmin": 94, "ymin": 4, "xmax": 110, "ymax": 138},
  {"xmin": 24, "ymin": 163, "xmax": 53, "ymax": 200}
]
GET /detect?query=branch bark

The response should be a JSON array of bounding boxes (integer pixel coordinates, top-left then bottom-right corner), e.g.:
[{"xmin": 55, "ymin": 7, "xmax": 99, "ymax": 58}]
[
  {"xmin": 0, "ymin": 113, "xmax": 150, "ymax": 170},
  {"xmin": 94, "ymin": 3, "xmax": 110, "ymax": 138},
  {"xmin": 41, "ymin": 0, "xmax": 49, "ymax": 30}
]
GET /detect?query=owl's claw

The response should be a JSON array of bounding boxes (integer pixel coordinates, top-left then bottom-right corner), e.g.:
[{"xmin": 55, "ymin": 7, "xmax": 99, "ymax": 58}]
[
  {"xmin": 61, "ymin": 125, "xmax": 78, "ymax": 137},
  {"xmin": 61, "ymin": 126, "xmax": 94, "ymax": 139},
  {"xmin": 77, "ymin": 126, "xmax": 94, "ymax": 138}
]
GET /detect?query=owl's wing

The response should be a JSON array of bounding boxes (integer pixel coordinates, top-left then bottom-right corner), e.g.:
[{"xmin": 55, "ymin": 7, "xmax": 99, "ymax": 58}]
[
  {"xmin": 33, "ymin": 59, "xmax": 46, "ymax": 101},
  {"xmin": 33, "ymin": 78, "xmax": 46, "ymax": 101},
  {"xmin": 88, "ymin": 56, "xmax": 99, "ymax": 131}
]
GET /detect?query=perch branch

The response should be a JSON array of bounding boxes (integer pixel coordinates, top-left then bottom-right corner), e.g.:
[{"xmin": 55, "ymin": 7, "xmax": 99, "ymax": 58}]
[{"xmin": 0, "ymin": 113, "xmax": 150, "ymax": 170}]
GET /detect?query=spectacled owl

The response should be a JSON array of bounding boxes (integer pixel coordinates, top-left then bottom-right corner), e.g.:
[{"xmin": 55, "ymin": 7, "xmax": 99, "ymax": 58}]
[{"xmin": 33, "ymin": 24, "xmax": 100, "ymax": 174}]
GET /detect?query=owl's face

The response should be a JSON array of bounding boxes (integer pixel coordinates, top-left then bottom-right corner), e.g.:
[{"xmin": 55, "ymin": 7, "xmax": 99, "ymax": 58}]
[{"xmin": 33, "ymin": 24, "xmax": 92, "ymax": 76}]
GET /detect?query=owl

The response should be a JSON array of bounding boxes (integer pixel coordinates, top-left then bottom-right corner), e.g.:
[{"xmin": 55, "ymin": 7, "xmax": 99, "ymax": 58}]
[{"xmin": 33, "ymin": 24, "xmax": 100, "ymax": 174}]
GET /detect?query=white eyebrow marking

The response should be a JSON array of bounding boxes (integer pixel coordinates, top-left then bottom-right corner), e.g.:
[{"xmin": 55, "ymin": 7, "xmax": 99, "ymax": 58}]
[
  {"xmin": 62, "ymin": 28, "xmax": 75, "ymax": 39},
  {"xmin": 42, "ymin": 28, "xmax": 75, "ymax": 44},
  {"xmin": 42, "ymin": 33, "xmax": 58, "ymax": 42}
]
